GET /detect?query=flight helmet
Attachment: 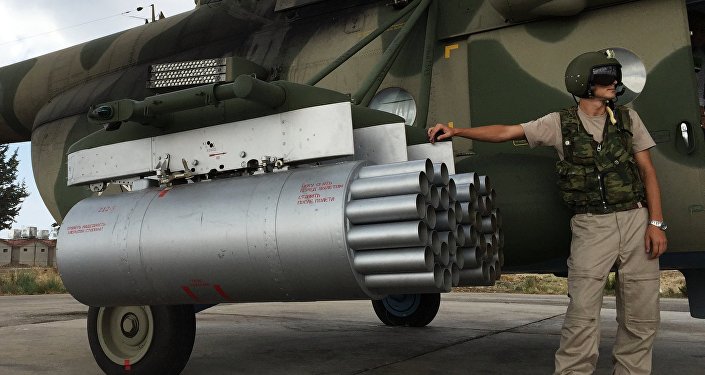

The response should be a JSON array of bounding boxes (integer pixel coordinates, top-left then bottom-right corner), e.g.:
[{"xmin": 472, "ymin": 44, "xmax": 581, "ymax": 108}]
[{"xmin": 565, "ymin": 49, "xmax": 624, "ymax": 98}]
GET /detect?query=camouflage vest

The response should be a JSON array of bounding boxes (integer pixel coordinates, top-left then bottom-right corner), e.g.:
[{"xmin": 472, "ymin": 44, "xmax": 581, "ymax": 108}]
[{"xmin": 556, "ymin": 106, "xmax": 645, "ymax": 214}]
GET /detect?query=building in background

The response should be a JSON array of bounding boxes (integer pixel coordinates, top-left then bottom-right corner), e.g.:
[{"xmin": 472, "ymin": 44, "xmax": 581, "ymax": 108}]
[
  {"xmin": 0, "ymin": 228, "xmax": 57, "ymax": 267},
  {"xmin": 0, "ymin": 239, "xmax": 12, "ymax": 267},
  {"xmin": 6, "ymin": 239, "xmax": 56, "ymax": 267}
]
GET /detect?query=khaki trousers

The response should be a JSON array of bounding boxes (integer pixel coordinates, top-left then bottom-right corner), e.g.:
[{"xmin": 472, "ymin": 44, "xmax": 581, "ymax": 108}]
[{"xmin": 554, "ymin": 208, "xmax": 660, "ymax": 375}]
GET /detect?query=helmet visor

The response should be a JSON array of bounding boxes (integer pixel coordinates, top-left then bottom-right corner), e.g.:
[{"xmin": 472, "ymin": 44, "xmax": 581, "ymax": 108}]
[{"xmin": 591, "ymin": 65, "xmax": 622, "ymax": 86}]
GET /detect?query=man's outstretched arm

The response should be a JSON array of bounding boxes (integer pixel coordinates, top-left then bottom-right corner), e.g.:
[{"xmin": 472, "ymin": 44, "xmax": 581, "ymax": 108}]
[{"xmin": 427, "ymin": 123, "xmax": 527, "ymax": 143}]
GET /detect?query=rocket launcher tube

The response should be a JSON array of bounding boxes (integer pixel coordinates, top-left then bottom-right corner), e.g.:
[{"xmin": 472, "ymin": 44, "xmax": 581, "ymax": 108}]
[
  {"xmin": 431, "ymin": 163, "xmax": 449, "ymax": 186},
  {"xmin": 424, "ymin": 207, "xmax": 437, "ymax": 229},
  {"xmin": 452, "ymin": 251, "xmax": 465, "ymax": 271},
  {"xmin": 428, "ymin": 230, "xmax": 441, "ymax": 256},
  {"xmin": 461, "ymin": 247, "xmax": 482, "ymax": 269},
  {"xmin": 435, "ymin": 187, "xmax": 450, "ymax": 210},
  {"xmin": 353, "ymin": 247, "xmax": 434, "ymax": 274},
  {"xmin": 345, "ymin": 194, "xmax": 427, "ymax": 224},
  {"xmin": 457, "ymin": 263, "xmax": 490, "ymax": 286},
  {"xmin": 454, "ymin": 224, "xmax": 466, "ymax": 247},
  {"xmin": 364, "ymin": 264, "xmax": 445, "ymax": 290},
  {"xmin": 436, "ymin": 242, "xmax": 450, "ymax": 267}
]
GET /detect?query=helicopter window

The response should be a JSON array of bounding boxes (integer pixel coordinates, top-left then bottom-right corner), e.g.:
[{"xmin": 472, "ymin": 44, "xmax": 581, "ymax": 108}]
[{"xmin": 368, "ymin": 88, "xmax": 417, "ymax": 126}]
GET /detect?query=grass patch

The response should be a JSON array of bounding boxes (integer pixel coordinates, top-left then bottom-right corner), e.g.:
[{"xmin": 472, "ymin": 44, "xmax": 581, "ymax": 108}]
[
  {"xmin": 456, "ymin": 274, "xmax": 568, "ymax": 295},
  {"xmin": 454, "ymin": 271, "xmax": 686, "ymax": 298},
  {"xmin": 603, "ymin": 273, "xmax": 617, "ymax": 296},
  {"xmin": 0, "ymin": 268, "xmax": 66, "ymax": 295}
]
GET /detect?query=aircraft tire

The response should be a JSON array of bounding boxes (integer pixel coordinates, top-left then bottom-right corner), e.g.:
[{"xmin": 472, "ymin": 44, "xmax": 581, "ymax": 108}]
[
  {"xmin": 87, "ymin": 305, "xmax": 196, "ymax": 375},
  {"xmin": 371, "ymin": 293, "xmax": 440, "ymax": 327}
]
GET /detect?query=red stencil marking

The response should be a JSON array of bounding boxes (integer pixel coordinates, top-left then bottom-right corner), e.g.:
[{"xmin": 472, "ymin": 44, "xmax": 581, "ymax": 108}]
[
  {"xmin": 213, "ymin": 284, "xmax": 234, "ymax": 302},
  {"xmin": 181, "ymin": 286, "xmax": 200, "ymax": 302}
]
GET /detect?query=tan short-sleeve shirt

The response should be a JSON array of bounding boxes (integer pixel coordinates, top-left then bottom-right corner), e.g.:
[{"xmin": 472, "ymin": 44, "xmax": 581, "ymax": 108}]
[{"xmin": 520, "ymin": 107, "xmax": 656, "ymax": 160}]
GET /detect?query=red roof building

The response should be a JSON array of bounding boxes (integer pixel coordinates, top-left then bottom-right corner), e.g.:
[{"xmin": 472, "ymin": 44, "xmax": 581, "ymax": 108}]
[{"xmin": 0, "ymin": 239, "xmax": 57, "ymax": 267}]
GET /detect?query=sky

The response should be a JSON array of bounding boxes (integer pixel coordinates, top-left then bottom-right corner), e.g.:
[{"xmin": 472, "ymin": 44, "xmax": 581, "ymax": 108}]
[{"xmin": 0, "ymin": 0, "xmax": 197, "ymax": 238}]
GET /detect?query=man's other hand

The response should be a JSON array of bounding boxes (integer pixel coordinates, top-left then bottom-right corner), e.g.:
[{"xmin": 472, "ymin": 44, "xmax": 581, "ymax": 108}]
[{"xmin": 645, "ymin": 226, "xmax": 667, "ymax": 259}]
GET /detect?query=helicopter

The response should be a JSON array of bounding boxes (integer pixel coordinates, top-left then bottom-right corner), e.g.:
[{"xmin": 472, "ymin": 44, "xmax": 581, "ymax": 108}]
[{"xmin": 0, "ymin": 0, "xmax": 703, "ymax": 374}]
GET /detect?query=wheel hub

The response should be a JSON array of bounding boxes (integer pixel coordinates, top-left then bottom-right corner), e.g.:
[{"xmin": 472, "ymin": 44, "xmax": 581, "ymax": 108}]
[
  {"xmin": 382, "ymin": 294, "xmax": 421, "ymax": 317},
  {"xmin": 121, "ymin": 313, "xmax": 140, "ymax": 338},
  {"xmin": 96, "ymin": 306, "xmax": 154, "ymax": 365}
]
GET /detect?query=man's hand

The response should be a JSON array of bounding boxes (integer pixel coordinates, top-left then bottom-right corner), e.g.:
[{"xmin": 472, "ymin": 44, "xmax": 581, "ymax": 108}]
[
  {"xmin": 427, "ymin": 123, "xmax": 456, "ymax": 143},
  {"xmin": 645, "ymin": 225, "xmax": 667, "ymax": 259}
]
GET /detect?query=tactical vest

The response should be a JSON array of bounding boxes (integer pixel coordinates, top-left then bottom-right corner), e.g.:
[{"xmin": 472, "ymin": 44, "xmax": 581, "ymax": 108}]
[{"xmin": 556, "ymin": 106, "xmax": 645, "ymax": 214}]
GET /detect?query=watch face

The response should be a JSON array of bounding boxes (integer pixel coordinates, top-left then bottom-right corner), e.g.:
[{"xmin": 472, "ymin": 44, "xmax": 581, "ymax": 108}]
[{"xmin": 660, "ymin": 222, "xmax": 668, "ymax": 230}]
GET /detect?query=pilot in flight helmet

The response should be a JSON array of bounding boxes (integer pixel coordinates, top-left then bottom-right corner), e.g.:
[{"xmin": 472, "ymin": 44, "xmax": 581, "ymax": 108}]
[{"xmin": 565, "ymin": 50, "xmax": 624, "ymax": 98}]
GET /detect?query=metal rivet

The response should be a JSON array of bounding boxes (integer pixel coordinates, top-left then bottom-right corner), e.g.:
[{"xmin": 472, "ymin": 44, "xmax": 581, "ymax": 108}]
[{"xmin": 240, "ymin": 151, "xmax": 247, "ymax": 158}]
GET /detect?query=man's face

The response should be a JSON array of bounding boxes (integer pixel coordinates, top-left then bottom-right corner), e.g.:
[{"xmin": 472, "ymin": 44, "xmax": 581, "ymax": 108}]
[
  {"xmin": 590, "ymin": 65, "xmax": 620, "ymax": 100},
  {"xmin": 593, "ymin": 81, "xmax": 618, "ymax": 100}
]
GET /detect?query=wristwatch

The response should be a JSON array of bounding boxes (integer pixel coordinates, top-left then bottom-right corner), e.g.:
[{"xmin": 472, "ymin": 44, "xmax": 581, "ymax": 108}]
[{"xmin": 649, "ymin": 220, "xmax": 668, "ymax": 231}]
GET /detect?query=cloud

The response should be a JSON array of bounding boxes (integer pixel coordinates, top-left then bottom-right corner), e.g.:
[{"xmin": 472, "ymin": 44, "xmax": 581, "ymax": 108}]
[
  {"xmin": 0, "ymin": 3, "xmax": 69, "ymax": 66},
  {"xmin": 0, "ymin": 0, "xmax": 195, "ymax": 67}
]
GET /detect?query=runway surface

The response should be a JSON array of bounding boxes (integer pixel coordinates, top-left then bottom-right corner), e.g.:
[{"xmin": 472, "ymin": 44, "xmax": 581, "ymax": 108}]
[{"xmin": 0, "ymin": 293, "xmax": 702, "ymax": 374}]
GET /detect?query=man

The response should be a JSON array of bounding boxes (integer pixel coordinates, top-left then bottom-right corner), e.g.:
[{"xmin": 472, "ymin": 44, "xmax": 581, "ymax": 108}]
[{"xmin": 428, "ymin": 50, "xmax": 667, "ymax": 375}]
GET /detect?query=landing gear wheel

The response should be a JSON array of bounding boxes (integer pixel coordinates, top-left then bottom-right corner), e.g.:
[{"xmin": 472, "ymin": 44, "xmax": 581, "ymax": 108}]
[
  {"xmin": 87, "ymin": 305, "xmax": 196, "ymax": 375},
  {"xmin": 371, "ymin": 293, "xmax": 440, "ymax": 327}
]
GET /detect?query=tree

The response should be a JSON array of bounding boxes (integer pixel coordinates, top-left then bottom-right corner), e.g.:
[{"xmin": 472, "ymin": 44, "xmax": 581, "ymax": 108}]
[{"xmin": 0, "ymin": 144, "xmax": 29, "ymax": 230}]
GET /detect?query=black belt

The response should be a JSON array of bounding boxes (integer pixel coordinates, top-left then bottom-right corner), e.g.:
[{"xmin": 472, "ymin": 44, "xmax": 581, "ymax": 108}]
[{"xmin": 573, "ymin": 201, "xmax": 647, "ymax": 215}]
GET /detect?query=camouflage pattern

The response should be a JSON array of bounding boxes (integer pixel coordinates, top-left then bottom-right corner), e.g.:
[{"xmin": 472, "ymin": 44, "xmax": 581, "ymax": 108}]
[
  {"xmin": 0, "ymin": 0, "xmax": 702, "ymax": 271},
  {"xmin": 556, "ymin": 106, "xmax": 645, "ymax": 213}
]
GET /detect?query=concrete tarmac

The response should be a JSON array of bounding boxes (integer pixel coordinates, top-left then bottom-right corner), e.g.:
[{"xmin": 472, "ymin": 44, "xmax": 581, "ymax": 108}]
[{"xmin": 0, "ymin": 293, "xmax": 703, "ymax": 374}]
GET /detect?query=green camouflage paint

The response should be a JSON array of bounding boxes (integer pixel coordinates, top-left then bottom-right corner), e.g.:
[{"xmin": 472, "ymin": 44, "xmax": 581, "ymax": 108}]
[
  {"xmin": 80, "ymin": 33, "xmax": 122, "ymax": 71},
  {"xmin": 633, "ymin": 46, "xmax": 705, "ymax": 168},
  {"xmin": 0, "ymin": 59, "xmax": 37, "ymax": 140}
]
